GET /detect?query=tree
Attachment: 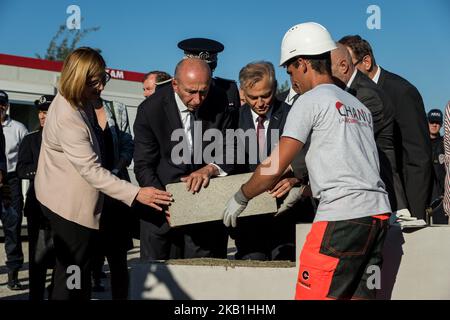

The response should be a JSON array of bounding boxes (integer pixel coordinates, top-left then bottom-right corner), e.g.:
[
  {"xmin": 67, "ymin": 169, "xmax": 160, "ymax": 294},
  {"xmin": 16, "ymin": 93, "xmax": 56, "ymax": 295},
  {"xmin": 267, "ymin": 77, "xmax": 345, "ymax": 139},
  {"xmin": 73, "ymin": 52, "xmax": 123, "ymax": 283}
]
[
  {"xmin": 277, "ymin": 80, "xmax": 290, "ymax": 95},
  {"xmin": 36, "ymin": 22, "xmax": 100, "ymax": 61}
]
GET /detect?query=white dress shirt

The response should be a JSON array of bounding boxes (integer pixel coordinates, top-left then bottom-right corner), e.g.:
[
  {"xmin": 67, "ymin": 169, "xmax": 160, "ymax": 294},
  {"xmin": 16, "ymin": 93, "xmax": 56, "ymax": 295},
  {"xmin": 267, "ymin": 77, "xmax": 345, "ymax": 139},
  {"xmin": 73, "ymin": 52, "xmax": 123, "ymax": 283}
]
[
  {"xmin": 371, "ymin": 65, "xmax": 381, "ymax": 84},
  {"xmin": 2, "ymin": 115, "xmax": 28, "ymax": 172},
  {"xmin": 346, "ymin": 69, "xmax": 358, "ymax": 90},
  {"xmin": 174, "ymin": 93, "xmax": 226, "ymax": 176},
  {"xmin": 250, "ymin": 107, "xmax": 274, "ymax": 161},
  {"xmin": 174, "ymin": 93, "xmax": 194, "ymax": 152},
  {"xmin": 250, "ymin": 107, "xmax": 273, "ymax": 138},
  {"xmin": 284, "ymin": 87, "xmax": 298, "ymax": 106}
]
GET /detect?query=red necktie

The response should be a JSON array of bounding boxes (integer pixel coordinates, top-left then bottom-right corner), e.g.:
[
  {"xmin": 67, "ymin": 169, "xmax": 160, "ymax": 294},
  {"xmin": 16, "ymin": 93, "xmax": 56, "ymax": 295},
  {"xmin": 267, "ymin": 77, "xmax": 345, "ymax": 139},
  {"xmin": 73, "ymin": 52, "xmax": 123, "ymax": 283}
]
[{"xmin": 257, "ymin": 115, "xmax": 266, "ymax": 161}]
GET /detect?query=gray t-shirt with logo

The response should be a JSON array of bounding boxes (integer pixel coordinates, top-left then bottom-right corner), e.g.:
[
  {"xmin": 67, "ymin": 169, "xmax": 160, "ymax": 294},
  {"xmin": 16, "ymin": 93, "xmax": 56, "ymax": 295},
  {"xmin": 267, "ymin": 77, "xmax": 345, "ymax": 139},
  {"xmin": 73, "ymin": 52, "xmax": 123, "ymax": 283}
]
[{"xmin": 282, "ymin": 84, "xmax": 391, "ymax": 222}]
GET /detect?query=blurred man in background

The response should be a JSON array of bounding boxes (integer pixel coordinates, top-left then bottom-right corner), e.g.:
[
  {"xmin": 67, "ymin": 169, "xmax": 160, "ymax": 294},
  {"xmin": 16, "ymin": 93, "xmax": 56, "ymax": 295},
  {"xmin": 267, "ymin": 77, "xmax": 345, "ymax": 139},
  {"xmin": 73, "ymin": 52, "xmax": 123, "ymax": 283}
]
[
  {"xmin": 143, "ymin": 71, "xmax": 172, "ymax": 98},
  {"xmin": 0, "ymin": 89, "xmax": 28, "ymax": 290}
]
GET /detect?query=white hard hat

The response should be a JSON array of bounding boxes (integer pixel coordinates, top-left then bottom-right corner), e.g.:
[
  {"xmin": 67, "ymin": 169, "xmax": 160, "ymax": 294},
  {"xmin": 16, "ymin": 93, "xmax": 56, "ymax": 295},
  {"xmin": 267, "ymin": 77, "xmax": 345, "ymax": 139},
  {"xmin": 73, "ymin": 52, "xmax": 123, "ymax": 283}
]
[{"xmin": 279, "ymin": 22, "xmax": 337, "ymax": 66}]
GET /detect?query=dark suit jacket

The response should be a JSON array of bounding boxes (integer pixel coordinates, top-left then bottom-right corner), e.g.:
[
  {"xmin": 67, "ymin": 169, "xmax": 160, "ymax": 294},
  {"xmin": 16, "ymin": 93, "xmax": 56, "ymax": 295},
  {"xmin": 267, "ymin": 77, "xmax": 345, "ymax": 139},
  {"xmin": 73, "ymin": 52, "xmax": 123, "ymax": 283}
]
[
  {"xmin": 377, "ymin": 67, "xmax": 432, "ymax": 219},
  {"xmin": 276, "ymin": 90, "xmax": 289, "ymax": 104},
  {"xmin": 133, "ymin": 84, "xmax": 235, "ymax": 191},
  {"xmin": 17, "ymin": 130, "xmax": 42, "ymax": 217},
  {"xmin": 348, "ymin": 70, "xmax": 406, "ymax": 211},
  {"xmin": 213, "ymin": 77, "xmax": 241, "ymax": 127},
  {"xmin": 237, "ymin": 99, "xmax": 290, "ymax": 173}
]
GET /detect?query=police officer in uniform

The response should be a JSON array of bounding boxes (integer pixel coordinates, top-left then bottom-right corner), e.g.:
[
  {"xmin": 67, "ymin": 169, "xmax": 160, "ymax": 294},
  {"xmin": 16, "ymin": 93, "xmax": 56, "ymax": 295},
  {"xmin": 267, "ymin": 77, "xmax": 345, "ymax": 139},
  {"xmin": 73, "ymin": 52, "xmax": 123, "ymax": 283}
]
[
  {"xmin": 177, "ymin": 38, "xmax": 241, "ymax": 127},
  {"xmin": 427, "ymin": 109, "xmax": 448, "ymax": 224},
  {"xmin": 17, "ymin": 94, "xmax": 55, "ymax": 299}
]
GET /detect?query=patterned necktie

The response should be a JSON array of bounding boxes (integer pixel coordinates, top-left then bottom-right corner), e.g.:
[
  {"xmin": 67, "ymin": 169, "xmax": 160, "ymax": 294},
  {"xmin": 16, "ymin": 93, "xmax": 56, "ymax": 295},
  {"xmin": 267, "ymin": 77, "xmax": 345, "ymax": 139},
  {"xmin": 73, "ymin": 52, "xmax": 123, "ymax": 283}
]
[
  {"xmin": 189, "ymin": 111, "xmax": 196, "ymax": 163},
  {"xmin": 257, "ymin": 115, "xmax": 266, "ymax": 161}
]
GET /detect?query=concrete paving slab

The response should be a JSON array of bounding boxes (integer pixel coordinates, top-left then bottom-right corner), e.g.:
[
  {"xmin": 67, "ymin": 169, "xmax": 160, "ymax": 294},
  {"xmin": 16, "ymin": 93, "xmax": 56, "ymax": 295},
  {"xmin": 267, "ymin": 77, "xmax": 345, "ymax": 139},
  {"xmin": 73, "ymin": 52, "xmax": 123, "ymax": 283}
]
[{"xmin": 166, "ymin": 173, "xmax": 277, "ymax": 227}]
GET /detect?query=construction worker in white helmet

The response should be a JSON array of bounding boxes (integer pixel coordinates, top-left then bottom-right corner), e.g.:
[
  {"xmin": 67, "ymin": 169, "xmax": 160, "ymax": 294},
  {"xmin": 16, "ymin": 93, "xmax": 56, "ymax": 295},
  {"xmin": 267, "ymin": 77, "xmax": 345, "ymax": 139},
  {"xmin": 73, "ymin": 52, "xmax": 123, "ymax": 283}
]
[{"xmin": 222, "ymin": 22, "xmax": 392, "ymax": 300}]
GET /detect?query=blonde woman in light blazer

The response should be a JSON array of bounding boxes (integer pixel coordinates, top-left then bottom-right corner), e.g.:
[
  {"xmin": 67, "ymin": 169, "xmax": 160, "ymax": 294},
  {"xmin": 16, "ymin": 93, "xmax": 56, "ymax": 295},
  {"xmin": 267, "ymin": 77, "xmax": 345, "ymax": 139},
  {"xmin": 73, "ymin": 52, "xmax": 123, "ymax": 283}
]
[{"xmin": 35, "ymin": 47, "xmax": 172, "ymax": 300}]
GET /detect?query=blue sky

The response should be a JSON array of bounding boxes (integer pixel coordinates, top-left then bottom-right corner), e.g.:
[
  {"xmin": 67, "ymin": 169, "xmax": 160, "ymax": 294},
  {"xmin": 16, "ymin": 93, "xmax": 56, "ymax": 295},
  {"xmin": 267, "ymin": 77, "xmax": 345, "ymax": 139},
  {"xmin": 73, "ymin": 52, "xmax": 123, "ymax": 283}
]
[{"xmin": 1, "ymin": 0, "xmax": 449, "ymax": 111}]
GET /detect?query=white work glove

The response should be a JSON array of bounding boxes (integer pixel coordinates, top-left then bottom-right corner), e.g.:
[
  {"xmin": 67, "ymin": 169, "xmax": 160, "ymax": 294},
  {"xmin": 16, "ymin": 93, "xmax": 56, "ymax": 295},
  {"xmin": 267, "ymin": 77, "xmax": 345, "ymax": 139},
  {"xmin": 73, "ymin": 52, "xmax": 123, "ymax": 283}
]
[
  {"xmin": 223, "ymin": 187, "xmax": 249, "ymax": 228},
  {"xmin": 389, "ymin": 208, "xmax": 415, "ymax": 226},
  {"xmin": 275, "ymin": 185, "xmax": 305, "ymax": 216},
  {"xmin": 390, "ymin": 208, "xmax": 428, "ymax": 228}
]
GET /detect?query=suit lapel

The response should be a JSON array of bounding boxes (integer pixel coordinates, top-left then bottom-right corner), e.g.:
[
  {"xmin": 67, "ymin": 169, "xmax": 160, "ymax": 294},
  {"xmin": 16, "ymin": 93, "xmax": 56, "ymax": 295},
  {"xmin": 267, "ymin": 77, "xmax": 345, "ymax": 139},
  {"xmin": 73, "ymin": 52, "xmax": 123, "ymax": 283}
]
[
  {"xmin": 348, "ymin": 70, "xmax": 363, "ymax": 97},
  {"xmin": 241, "ymin": 105, "xmax": 255, "ymax": 131},
  {"xmin": 161, "ymin": 91, "xmax": 194, "ymax": 172},
  {"xmin": 241, "ymin": 102, "xmax": 283, "ymax": 161},
  {"xmin": 78, "ymin": 107, "xmax": 101, "ymax": 157},
  {"xmin": 350, "ymin": 70, "xmax": 362, "ymax": 89},
  {"xmin": 37, "ymin": 130, "xmax": 43, "ymax": 147},
  {"xmin": 240, "ymin": 106, "xmax": 255, "ymax": 159},
  {"xmin": 267, "ymin": 101, "xmax": 284, "ymax": 155}
]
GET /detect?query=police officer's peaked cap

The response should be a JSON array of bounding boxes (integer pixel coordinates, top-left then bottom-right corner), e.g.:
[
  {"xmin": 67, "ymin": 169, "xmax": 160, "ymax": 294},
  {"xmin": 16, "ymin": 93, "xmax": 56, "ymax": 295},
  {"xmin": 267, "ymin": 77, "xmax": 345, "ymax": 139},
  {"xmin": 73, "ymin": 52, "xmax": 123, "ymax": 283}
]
[
  {"xmin": 178, "ymin": 38, "xmax": 225, "ymax": 67},
  {"xmin": 428, "ymin": 109, "xmax": 443, "ymax": 125},
  {"xmin": 178, "ymin": 38, "xmax": 224, "ymax": 56},
  {"xmin": 34, "ymin": 94, "xmax": 55, "ymax": 111}
]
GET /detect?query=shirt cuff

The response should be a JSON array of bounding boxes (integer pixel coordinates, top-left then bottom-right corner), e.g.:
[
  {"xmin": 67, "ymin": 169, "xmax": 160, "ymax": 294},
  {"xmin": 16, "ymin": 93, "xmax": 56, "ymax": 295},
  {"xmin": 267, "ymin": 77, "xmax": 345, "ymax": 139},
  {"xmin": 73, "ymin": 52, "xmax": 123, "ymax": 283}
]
[{"xmin": 209, "ymin": 163, "xmax": 227, "ymax": 177}]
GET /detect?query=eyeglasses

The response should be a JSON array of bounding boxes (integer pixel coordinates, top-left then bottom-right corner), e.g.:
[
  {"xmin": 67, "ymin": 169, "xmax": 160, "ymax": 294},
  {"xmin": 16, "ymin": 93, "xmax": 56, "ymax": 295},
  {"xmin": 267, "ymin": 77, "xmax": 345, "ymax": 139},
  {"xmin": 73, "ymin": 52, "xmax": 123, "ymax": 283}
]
[
  {"xmin": 87, "ymin": 72, "xmax": 111, "ymax": 88},
  {"xmin": 353, "ymin": 58, "xmax": 363, "ymax": 67}
]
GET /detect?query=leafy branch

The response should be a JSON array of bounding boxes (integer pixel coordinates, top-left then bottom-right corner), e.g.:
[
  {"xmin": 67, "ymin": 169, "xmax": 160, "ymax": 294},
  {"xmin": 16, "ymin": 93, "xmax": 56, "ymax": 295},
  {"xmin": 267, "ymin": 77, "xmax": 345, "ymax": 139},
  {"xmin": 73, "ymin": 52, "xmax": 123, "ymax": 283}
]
[{"xmin": 36, "ymin": 21, "xmax": 100, "ymax": 61}]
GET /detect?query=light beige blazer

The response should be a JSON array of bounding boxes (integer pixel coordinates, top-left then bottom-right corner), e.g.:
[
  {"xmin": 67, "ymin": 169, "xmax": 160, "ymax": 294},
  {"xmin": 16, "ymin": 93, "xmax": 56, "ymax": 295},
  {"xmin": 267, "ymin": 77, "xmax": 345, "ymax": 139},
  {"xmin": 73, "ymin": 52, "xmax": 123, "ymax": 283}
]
[{"xmin": 35, "ymin": 93, "xmax": 140, "ymax": 229}]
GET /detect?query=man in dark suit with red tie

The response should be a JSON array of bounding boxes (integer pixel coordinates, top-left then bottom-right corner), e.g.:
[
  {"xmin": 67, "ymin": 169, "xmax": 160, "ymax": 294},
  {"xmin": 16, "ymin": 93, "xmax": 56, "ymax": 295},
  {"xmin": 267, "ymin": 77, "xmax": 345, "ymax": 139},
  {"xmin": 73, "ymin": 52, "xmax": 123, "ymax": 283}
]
[{"xmin": 232, "ymin": 61, "xmax": 299, "ymax": 261}]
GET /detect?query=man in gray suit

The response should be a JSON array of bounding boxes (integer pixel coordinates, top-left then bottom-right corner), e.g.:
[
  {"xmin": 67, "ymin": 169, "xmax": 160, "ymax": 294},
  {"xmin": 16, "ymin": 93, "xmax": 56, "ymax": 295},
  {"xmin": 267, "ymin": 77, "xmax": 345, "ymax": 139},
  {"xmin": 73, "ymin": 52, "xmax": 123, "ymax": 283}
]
[
  {"xmin": 0, "ymin": 90, "xmax": 25, "ymax": 290},
  {"xmin": 233, "ymin": 61, "xmax": 295, "ymax": 261}
]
